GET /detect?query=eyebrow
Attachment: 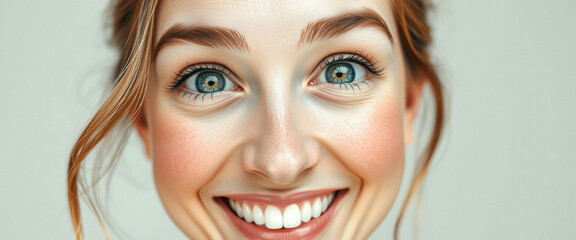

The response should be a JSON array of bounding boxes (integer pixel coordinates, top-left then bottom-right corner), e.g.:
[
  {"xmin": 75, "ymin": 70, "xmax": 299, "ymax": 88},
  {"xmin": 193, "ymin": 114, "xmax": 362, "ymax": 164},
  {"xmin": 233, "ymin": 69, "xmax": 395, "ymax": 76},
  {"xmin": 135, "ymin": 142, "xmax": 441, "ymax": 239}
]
[
  {"xmin": 154, "ymin": 8, "xmax": 392, "ymax": 57},
  {"xmin": 154, "ymin": 25, "xmax": 250, "ymax": 57},
  {"xmin": 300, "ymin": 8, "xmax": 394, "ymax": 46}
]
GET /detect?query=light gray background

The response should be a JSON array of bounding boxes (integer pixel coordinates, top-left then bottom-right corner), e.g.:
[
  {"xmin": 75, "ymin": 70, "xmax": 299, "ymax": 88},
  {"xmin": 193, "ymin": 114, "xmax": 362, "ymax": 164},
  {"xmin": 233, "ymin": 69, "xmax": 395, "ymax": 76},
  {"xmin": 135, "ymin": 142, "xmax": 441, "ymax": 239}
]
[{"xmin": 1, "ymin": 0, "xmax": 575, "ymax": 239}]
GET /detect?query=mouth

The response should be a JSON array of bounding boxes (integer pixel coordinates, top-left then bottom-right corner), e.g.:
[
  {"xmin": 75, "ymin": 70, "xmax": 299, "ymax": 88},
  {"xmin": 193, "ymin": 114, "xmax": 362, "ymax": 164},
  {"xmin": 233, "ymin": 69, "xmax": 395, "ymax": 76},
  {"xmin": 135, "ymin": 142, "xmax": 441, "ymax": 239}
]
[{"xmin": 215, "ymin": 189, "xmax": 347, "ymax": 240}]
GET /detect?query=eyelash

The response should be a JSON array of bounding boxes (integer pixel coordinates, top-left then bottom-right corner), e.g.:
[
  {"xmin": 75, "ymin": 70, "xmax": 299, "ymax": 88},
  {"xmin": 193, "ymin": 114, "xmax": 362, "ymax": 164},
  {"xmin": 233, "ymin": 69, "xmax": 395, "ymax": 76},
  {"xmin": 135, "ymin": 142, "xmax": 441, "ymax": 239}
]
[
  {"xmin": 166, "ymin": 52, "xmax": 384, "ymax": 103},
  {"xmin": 319, "ymin": 52, "xmax": 384, "ymax": 77},
  {"xmin": 308, "ymin": 52, "xmax": 384, "ymax": 94},
  {"xmin": 167, "ymin": 63, "xmax": 234, "ymax": 92}
]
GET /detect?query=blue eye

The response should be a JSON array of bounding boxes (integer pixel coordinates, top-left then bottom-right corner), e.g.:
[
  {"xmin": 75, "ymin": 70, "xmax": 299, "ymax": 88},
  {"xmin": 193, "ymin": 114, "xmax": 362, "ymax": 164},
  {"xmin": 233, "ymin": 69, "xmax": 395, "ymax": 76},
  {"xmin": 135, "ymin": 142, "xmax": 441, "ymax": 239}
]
[
  {"xmin": 318, "ymin": 62, "xmax": 366, "ymax": 84},
  {"xmin": 182, "ymin": 70, "xmax": 236, "ymax": 93},
  {"xmin": 168, "ymin": 63, "xmax": 241, "ymax": 103}
]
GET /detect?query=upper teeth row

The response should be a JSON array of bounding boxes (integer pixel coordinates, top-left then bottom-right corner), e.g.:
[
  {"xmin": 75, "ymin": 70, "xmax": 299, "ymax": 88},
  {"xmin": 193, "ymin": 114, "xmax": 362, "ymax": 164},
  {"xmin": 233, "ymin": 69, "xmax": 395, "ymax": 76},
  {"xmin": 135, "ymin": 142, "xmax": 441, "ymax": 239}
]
[{"xmin": 228, "ymin": 192, "xmax": 335, "ymax": 229}]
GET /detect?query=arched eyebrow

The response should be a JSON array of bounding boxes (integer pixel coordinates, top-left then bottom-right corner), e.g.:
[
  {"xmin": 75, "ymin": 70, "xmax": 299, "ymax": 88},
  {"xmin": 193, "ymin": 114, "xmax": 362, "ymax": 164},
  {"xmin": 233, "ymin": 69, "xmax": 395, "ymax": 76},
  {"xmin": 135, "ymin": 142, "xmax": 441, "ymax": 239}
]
[
  {"xmin": 299, "ymin": 8, "xmax": 394, "ymax": 46},
  {"xmin": 154, "ymin": 8, "xmax": 393, "ymax": 58},
  {"xmin": 154, "ymin": 25, "xmax": 250, "ymax": 58}
]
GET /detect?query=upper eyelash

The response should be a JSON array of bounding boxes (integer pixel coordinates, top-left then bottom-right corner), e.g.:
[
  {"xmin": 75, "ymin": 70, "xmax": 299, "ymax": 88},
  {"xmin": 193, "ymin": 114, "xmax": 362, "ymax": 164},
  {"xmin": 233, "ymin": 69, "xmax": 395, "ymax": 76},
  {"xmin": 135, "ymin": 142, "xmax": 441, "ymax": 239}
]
[
  {"xmin": 321, "ymin": 52, "xmax": 384, "ymax": 76},
  {"xmin": 167, "ymin": 63, "xmax": 233, "ymax": 92},
  {"xmin": 167, "ymin": 53, "xmax": 382, "ymax": 92}
]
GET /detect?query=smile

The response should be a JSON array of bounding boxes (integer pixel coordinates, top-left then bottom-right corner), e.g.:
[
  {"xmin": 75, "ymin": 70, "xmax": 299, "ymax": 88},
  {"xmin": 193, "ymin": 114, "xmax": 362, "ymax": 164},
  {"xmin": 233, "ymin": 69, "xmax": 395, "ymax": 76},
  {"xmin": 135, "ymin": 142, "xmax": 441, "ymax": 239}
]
[{"xmin": 215, "ymin": 189, "xmax": 347, "ymax": 239}]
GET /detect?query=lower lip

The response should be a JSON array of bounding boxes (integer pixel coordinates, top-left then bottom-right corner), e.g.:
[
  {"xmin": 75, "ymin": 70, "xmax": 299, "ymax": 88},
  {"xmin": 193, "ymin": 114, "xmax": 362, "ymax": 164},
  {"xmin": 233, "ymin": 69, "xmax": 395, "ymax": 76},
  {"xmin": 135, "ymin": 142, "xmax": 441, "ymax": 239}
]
[{"xmin": 215, "ymin": 190, "xmax": 347, "ymax": 240}]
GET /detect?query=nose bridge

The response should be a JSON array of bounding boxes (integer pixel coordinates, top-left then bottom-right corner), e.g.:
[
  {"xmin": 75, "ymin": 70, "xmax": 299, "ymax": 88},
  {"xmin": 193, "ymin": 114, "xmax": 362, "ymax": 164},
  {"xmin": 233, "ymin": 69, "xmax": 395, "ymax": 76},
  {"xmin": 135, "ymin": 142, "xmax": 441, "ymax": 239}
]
[
  {"xmin": 264, "ymin": 102, "xmax": 298, "ymax": 160},
  {"xmin": 243, "ymin": 86, "xmax": 316, "ymax": 186}
]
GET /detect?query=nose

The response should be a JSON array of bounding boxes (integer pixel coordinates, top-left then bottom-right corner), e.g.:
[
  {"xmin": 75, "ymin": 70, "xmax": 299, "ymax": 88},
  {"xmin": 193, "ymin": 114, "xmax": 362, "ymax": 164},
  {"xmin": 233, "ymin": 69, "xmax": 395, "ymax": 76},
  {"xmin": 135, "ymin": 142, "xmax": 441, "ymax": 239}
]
[{"xmin": 242, "ymin": 102, "xmax": 319, "ymax": 186}]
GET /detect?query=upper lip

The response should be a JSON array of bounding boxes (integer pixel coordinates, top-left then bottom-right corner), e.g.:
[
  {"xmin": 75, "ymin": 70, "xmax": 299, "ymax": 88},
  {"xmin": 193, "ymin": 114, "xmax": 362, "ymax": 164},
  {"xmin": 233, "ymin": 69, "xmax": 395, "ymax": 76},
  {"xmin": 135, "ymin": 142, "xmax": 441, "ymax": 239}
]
[{"xmin": 216, "ymin": 188, "xmax": 345, "ymax": 204}]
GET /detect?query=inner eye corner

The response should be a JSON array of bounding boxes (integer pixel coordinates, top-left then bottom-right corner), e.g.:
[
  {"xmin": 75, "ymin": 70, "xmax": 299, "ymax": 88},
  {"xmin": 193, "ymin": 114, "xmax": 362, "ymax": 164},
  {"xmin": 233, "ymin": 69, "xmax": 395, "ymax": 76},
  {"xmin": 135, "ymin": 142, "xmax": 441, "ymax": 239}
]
[
  {"xmin": 305, "ymin": 72, "xmax": 322, "ymax": 87},
  {"xmin": 233, "ymin": 85, "xmax": 244, "ymax": 91}
]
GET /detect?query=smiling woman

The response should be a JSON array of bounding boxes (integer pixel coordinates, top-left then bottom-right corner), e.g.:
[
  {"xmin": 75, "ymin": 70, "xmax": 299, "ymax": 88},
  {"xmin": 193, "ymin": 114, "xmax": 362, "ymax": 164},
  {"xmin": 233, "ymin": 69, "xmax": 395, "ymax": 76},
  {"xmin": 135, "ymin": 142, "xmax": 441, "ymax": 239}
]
[{"xmin": 68, "ymin": 0, "xmax": 444, "ymax": 239}]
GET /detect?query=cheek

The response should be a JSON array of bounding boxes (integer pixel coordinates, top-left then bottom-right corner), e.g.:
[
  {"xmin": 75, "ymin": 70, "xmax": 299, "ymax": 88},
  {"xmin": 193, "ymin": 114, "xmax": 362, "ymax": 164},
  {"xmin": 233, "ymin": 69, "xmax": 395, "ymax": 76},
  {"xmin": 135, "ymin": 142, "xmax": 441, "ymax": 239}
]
[
  {"xmin": 324, "ymin": 99, "xmax": 405, "ymax": 181},
  {"xmin": 150, "ymin": 114, "xmax": 227, "ymax": 195},
  {"xmin": 357, "ymin": 109, "xmax": 404, "ymax": 180}
]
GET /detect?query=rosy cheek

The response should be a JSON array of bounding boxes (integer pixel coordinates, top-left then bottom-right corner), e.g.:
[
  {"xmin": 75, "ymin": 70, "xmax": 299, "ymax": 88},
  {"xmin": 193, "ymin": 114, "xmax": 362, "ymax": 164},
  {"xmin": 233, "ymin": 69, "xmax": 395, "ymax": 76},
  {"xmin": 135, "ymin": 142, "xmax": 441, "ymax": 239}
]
[
  {"xmin": 354, "ymin": 110, "xmax": 404, "ymax": 179},
  {"xmin": 150, "ymin": 115, "xmax": 224, "ymax": 194},
  {"xmin": 325, "ymin": 101, "xmax": 405, "ymax": 181}
]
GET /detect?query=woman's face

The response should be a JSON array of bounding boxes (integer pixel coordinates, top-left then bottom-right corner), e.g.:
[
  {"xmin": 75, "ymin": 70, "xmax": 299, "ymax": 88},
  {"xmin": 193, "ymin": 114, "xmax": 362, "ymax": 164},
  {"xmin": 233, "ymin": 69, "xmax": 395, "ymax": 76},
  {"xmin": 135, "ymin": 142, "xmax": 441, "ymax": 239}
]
[{"xmin": 136, "ymin": 0, "xmax": 423, "ymax": 239}]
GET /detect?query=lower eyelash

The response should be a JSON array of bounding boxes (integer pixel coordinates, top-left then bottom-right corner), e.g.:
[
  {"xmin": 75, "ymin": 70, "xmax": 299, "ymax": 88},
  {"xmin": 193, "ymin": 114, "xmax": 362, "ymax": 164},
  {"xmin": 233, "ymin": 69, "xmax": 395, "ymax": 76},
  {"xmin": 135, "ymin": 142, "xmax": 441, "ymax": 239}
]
[
  {"xmin": 329, "ymin": 79, "xmax": 376, "ymax": 93},
  {"xmin": 181, "ymin": 91, "xmax": 217, "ymax": 103}
]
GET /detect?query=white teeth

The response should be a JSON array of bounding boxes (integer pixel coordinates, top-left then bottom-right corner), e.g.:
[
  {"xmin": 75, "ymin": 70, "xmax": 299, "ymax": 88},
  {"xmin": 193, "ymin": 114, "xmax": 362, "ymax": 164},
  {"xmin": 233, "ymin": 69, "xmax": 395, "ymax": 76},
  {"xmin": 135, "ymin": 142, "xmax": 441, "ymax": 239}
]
[
  {"xmin": 227, "ymin": 192, "xmax": 337, "ymax": 229},
  {"xmin": 228, "ymin": 198, "xmax": 235, "ymax": 209},
  {"xmin": 265, "ymin": 205, "xmax": 283, "ymax": 229},
  {"xmin": 235, "ymin": 202, "xmax": 243, "ymax": 218},
  {"xmin": 312, "ymin": 197, "xmax": 322, "ymax": 218},
  {"xmin": 283, "ymin": 204, "xmax": 302, "ymax": 228},
  {"xmin": 242, "ymin": 203, "xmax": 253, "ymax": 223},
  {"xmin": 321, "ymin": 196, "xmax": 328, "ymax": 213},
  {"xmin": 253, "ymin": 205, "xmax": 264, "ymax": 225},
  {"xmin": 301, "ymin": 201, "xmax": 312, "ymax": 223}
]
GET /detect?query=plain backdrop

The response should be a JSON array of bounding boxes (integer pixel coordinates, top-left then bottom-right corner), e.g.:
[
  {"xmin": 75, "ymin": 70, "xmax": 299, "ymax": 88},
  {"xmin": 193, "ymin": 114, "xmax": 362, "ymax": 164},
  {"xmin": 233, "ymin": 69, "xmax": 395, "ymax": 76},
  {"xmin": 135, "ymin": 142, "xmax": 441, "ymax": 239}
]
[{"xmin": 1, "ymin": 0, "xmax": 575, "ymax": 239}]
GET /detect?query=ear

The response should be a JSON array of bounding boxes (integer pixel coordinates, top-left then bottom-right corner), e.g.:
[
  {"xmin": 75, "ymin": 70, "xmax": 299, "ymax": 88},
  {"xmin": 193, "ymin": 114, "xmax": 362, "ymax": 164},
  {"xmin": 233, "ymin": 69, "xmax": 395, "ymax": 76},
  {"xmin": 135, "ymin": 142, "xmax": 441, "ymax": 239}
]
[
  {"xmin": 404, "ymin": 70, "xmax": 426, "ymax": 145},
  {"xmin": 134, "ymin": 110, "xmax": 152, "ymax": 159}
]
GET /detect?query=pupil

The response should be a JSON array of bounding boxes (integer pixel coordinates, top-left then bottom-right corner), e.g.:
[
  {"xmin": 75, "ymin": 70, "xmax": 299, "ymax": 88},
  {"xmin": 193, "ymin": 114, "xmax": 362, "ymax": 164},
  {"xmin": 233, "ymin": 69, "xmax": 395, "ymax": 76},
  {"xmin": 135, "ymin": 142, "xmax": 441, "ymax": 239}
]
[
  {"xmin": 325, "ymin": 62, "xmax": 355, "ymax": 84},
  {"xmin": 195, "ymin": 71, "xmax": 225, "ymax": 93}
]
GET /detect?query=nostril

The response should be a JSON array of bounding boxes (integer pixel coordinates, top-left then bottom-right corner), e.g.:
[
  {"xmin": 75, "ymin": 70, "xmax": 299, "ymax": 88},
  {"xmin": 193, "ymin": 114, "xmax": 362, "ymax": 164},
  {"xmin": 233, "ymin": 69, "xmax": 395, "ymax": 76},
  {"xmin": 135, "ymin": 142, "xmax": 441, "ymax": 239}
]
[
  {"xmin": 248, "ymin": 146, "xmax": 313, "ymax": 185},
  {"xmin": 241, "ymin": 112, "xmax": 320, "ymax": 185},
  {"xmin": 303, "ymin": 139, "xmax": 320, "ymax": 169},
  {"xmin": 241, "ymin": 134, "xmax": 322, "ymax": 185},
  {"xmin": 267, "ymin": 158, "xmax": 307, "ymax": 184},
  {"xmin": 241, "ymin": 144, "xmax": 258, "ymax": 174}
]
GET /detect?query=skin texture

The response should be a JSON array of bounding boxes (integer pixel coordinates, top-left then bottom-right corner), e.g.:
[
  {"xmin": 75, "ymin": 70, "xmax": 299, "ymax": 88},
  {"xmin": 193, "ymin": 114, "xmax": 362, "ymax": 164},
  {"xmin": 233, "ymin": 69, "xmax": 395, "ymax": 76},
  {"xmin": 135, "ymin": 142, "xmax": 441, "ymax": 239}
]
[{"xmin": 135, "ymin": 0, "xmax": 425, "ymax": 239}]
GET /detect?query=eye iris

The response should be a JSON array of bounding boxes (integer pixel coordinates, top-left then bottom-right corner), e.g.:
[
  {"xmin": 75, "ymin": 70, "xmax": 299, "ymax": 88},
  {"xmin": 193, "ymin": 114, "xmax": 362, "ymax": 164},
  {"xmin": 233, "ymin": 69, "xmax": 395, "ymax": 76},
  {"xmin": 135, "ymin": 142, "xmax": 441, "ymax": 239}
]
[
  {"xmin": 196, "ymin": 71, "xmax": 225, "ymax": 92},
  {"xmin": 326, "ymin": 63, "xmax": 355, "ymax": 83}
]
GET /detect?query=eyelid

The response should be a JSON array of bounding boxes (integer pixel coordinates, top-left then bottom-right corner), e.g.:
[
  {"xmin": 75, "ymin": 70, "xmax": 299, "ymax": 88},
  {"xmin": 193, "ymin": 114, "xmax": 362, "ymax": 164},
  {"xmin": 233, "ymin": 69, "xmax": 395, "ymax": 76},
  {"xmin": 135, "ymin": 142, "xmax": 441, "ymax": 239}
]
[{"xmin": 315, "ymin": 52, "xmax": 384, "ymax": 77}]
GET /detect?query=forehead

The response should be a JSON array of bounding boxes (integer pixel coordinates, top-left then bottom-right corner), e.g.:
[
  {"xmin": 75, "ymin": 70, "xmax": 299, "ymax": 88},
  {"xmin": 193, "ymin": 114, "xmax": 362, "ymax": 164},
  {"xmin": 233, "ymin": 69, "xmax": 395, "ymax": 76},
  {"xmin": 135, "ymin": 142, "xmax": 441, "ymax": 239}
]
[{"xmin": 155, "ymin": 0, "xmax": 396, "ymax": 44}]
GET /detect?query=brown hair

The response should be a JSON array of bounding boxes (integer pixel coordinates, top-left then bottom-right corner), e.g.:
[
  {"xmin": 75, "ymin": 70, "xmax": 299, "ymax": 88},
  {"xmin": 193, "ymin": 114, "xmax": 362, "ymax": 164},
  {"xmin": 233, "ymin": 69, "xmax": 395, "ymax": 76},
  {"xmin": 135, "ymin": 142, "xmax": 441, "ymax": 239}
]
[
  {"xmin": 392, "ymin": 0, "xmax": 444, "ymax": 238},
  {"xmin": 67, "ymin": 0, "xmax": 443, "ymax": 239}
]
